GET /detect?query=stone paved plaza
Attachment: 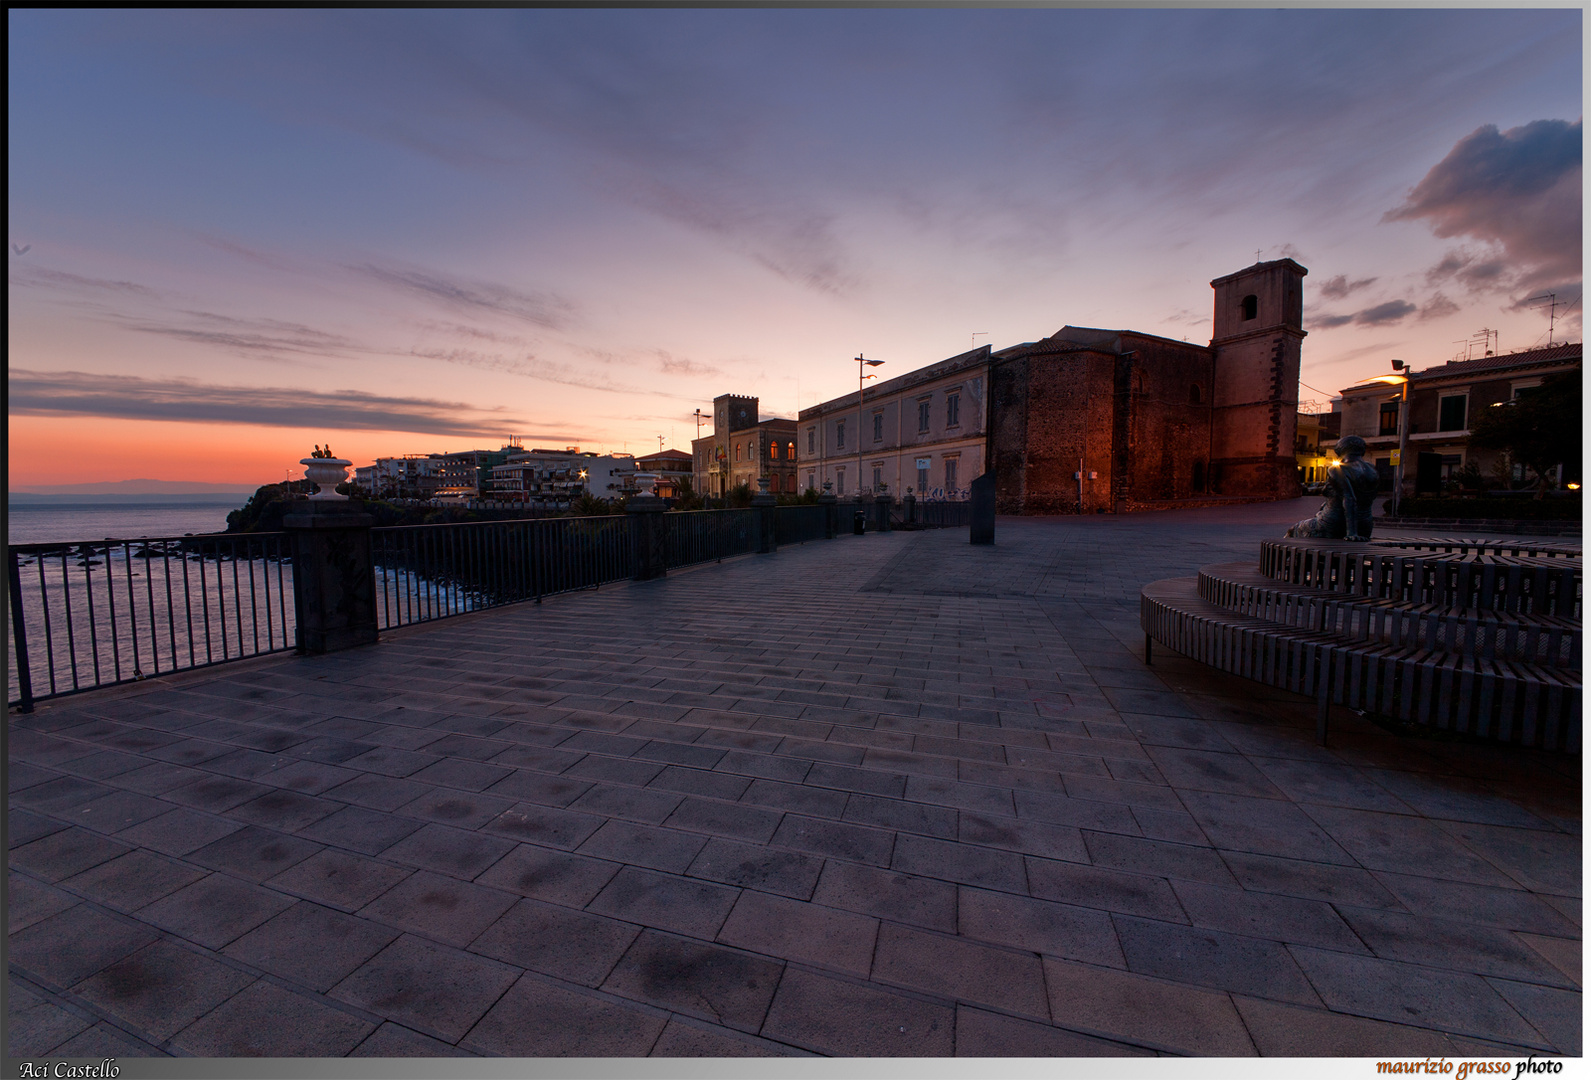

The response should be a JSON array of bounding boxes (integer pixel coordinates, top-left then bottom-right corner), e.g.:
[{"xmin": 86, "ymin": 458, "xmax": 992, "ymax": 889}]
[{"xmin": 7, "ymin": 500, "xmax": 1581, "ymax": 1058}]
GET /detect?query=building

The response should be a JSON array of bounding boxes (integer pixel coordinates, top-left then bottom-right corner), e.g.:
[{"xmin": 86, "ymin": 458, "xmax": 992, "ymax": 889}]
[
  {"xmin": 357, "ymin": 454, "xmax": 445, "ymax": 499},
  {"xmin": 435, "ymin": 447, "xmax": 518, "ymax": 498},
  {"xmin": 798, "ymin": 257, "xmax": 1308, "ymax": 512},
  {"xmin": 798, "ymin": 348, "xmax": 988, "ymax": 498},
  {"xmin": 693, "ymin": 395, "xmax": 799, "ymax": 498},
  {"xmin": 636, "ymin": 449, "xmax": 693, "ymax": 498},
  {"xmin": 487, "ymin": 448, "xmax": 636, "ymax": 502},
  {"xmin": 1336, "ymin": 341, "xmax": 1581, "ymax": 491},
  {"xmin": 1296, "ymin": 405, "xmax": 1343, "ymax": 487}
]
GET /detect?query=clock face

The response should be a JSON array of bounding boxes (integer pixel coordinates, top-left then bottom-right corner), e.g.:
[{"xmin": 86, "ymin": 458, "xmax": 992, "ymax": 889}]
[{"xmin": 737, "ymin": 409, "xmax": 747, "ymax": 423}]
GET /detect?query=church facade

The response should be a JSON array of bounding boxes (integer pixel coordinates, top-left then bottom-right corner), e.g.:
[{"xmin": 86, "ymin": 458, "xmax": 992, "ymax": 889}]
[{"xmin": 798, "ymin": 257, "xmax": 1307, "ymax": 514}]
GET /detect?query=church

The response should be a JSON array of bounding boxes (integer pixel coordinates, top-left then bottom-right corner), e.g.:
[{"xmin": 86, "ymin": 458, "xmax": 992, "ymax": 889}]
[{"xmin": 794, "ymin": 257, "xmax": 1308, "ymax": 513}]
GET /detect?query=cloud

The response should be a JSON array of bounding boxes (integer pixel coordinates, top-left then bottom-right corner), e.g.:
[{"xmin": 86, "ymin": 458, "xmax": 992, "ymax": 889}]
[
  {"xmin": 1318, "ymin": 274, "xmax": 1377, "ymax": 301},
  {"xmin": 9, "ymin": 369, "xmax": 532, "ymax": 438},
  {"xmin": 1418, "ymin": 292, "xmax": 1460, "ymax": 321},
  {"xmin": 1311, "ymin": 298, "xmax": 1418, "ymax": 329},
  {"xmin": 349, "ymin": 262, "xmax": 576, "ymax": 330},
  {"xmin": 1385, "ymin": 119, "xmax": 1582, "ymax": 294},
  {"xmin": 117, "ymin": 310, "xmax": 362, "ymax": 362},
  {"xmin": 9, "ymin": 265, "xmax": 159, "ymax": 296},
  {"xmin": 655, "ymin": 350, "xmax": 720, "ymax": 378}
]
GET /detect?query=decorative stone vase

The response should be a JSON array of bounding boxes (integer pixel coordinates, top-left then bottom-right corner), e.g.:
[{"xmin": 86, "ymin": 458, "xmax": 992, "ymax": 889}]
[{"xmin": 300, "ymin": 457, "xmax": 352, "ymax": 501}]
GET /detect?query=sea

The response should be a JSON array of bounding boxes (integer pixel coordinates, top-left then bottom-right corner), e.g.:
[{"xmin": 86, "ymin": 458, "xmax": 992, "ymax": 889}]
[{"xmin": 7, "ymin": 497, "xmax": 250, "ymax": 545}]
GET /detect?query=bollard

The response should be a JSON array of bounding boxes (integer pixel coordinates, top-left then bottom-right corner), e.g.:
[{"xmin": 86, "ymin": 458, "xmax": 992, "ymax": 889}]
[
  {"xmin": 819, "ymin": 485, "xmax": 838, "ymax": 539},
  {"xmin": 626, "ymin": 495, "xmax": 668, "ymax": 580},
  {"xmin": 752, "ymin": 480, "xmax": 777, "ymax": 554},
  {"xmin": 283, "ymin": 501, "xmax": 378, "ymax": 654}
]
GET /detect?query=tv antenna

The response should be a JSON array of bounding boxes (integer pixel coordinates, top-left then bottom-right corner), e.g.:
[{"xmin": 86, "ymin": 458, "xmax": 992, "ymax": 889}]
[
  {"xmin": 657, "ymin": 434, "xmax": 665, "ymax": 454},
  {"xmin": 1468, "ymin": 328, "xmax": 1498, "ymax": 359},
  {"xmin": 971, "ymin": 332, "xmax": 989, "ymax": 348},
  {"xmin": 1524, "ymin": 293, "xmax": 1561, "ymax": 345}
]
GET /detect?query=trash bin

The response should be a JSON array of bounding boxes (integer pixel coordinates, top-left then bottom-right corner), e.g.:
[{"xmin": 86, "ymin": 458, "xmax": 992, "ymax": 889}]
[{"xmin": 853, "ymin": 510, "xmax": 866, "ymax": 535}]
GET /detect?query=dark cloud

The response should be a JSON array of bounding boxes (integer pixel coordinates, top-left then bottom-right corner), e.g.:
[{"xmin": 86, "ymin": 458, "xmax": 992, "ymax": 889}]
[
  {"xmin": 120, "ymin": 310, "xmax": 359, "ymax": 361},
  {"xmin": 1311, "ymin": 298, "xmax": 1418, "ymax": 329},
  {"xmin": 9, "ymin": 265, "xmax": 159, "ymax": 296},
  {"xmin": 350, "ymin": 262, "xmax": 576, "ymax": 331},
  {"xmin": 1386, "ymin": 119, "xmax": 1582, "ymax": 294},
  {"xmin": 1318, "ymin": 274, "xmax": 1377, "ymax": 301},
  {"xmin": 9, "ymin": 369, "xmax": 529, "ymax": 437},
  {"xmin": 1418, "ymin": 292, "xmax": 1460, "ymax": 321},
  {"xmin": 655, "ymin": 350, "xmax": 720, "ymax": 378}
]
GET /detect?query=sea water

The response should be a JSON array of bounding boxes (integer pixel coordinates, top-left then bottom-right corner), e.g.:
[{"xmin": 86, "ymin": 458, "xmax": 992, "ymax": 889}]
[{"xmin": 7, "ymin": 499, "xmax": 245, "ymax": 545}]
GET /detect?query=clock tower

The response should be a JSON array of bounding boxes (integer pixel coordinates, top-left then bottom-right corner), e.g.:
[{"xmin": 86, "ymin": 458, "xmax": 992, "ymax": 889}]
[{"xmin": 710, "ymin": 394, "xmax": 759, "ymax": 498}]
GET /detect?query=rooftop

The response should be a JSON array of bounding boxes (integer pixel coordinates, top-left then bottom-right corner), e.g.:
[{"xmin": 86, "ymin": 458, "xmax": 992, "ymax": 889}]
[{"xmin": 8, "ymin": 504, "xmax": 1579, "ymax": 1059}]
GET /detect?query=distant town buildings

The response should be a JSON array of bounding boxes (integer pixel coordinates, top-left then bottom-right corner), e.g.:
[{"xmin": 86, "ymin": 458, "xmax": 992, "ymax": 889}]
[
  {"xmin": 636, "ymin": 449, "xmax": 693, "ymax": 498},
  {"xmin": 1335, "ymin": 340, "xmax": 1581, "ymax": 491},
  {"xmin": 692, "ymin": 395, "xmax": 798, "ymax": 498}
]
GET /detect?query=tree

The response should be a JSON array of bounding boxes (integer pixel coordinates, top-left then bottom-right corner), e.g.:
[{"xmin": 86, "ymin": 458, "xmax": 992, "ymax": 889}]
[
  {"xmin": 1467, "ymin": 369, "xmax": 1581, "ymax": 496},
  {"xmin": 670, "ymin": 476, "xmax": 704, "ymax": 511},
  {"xmin": 727, "ymin": 481, "xmax": 754, "ymax": 508}
]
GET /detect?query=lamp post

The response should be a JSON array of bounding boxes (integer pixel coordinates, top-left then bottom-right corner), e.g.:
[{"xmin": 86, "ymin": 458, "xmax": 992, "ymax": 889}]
[
  {"xmin": 1356, "ymin": 361, "xmax": 1414, "ymax": 517},
  {"xmin": 855, "ymin": 354, "xmax": 883, "ymax": 500}
]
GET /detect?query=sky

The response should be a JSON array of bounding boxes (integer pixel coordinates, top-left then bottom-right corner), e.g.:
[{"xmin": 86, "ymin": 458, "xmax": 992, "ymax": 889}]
[{"xmin": 8, "ymin": 8, "xmax": 1583, "ymax": 490}]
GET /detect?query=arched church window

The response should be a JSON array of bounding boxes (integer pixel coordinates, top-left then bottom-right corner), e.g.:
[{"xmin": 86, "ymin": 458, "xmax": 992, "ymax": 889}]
[{"xmin": 1242, "ymin": 294, "xmax": 1258, "ymax": 321}]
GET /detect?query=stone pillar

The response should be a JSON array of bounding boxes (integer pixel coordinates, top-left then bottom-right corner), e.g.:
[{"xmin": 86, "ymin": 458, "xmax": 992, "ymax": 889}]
[
  {"xmin": 903, "ymin": 491, "xmax": 916, "ymax": 526},
  {"xmin": 819, "ymin": 483, "xmax": 838, "ymax": 539},
  {"xmin": 752, "ymin": 477, "xmax": 777, "ymax": 554},
  {"xmin": 283, "ymin": 501, "xmax": 378, "ymax": 654},
  {"xmin": 626, "ymin": 495, "xmax": 668, "ymax": 581},
  {"xmin": 970, "ymin": 470, "xmax": 996, "ymax": 545},
  {"xmin": 874, "ymin": 490, "xmax": 893, "ymax": 533}
]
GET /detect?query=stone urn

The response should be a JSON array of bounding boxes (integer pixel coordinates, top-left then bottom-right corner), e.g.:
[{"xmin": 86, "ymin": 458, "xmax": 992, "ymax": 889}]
[{"xmin": 300, "ymin": 457, "xmax": 352, "ymax": 500}]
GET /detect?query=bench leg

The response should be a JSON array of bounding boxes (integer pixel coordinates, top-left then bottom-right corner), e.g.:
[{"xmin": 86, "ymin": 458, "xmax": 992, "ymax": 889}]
[{"xmin": 1144, "ymin": 633, "xmax": 1153, "ymax": 666}]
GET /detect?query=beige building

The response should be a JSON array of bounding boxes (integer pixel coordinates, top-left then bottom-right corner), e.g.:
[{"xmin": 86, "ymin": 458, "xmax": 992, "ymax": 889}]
[{"xmin": 798, "ymin": 348, "xmax": 989, "ymax": 499}]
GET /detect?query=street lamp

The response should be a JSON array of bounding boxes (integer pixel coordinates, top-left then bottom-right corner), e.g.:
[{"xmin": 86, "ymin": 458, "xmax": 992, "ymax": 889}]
[
  {"xmin": 855, "ymin": 354, "xmax": 883, "ymax": 499},
  {"xmin": 1357, "ymin": 359, "xmax": 1414, "ymax": 516}
]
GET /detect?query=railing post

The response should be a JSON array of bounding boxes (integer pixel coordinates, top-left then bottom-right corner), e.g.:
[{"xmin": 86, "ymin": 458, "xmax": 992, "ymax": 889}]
[
  {"xmin": 819, "ymin": 484, "xmax": 838, "ymax": 539},
  {"xmin": 8, "ymin": 548, "xmax": 35, "ymax": 712},
  {"xmin": 753, "ymin": 480, "xmax": 777, "ymax": 554},
  {"xmin": 627, "ymin": 495, "xmax": 668, "ymax": 580},
  {"xmin": 283, "ymin": 501, "xmax": 378, "ymax": 654}
]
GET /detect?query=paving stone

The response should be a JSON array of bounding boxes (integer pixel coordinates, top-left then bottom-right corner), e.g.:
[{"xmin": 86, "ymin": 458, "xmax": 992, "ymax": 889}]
[
  {"xmin": 227, "ymin": 787, "xmax": 338, "ymax": 832},
  {"xmin": 1485, "ymin": 978, "xmax": 1581, "ymax": 1054},
  {"xmin": 295, "ymin": 804, "xmax": 423, "ymax": 855},
  {"xmin": 602, "ymin": 929, "xmax": 785, "ymax": 1032},
  {"xmin": 953, "ymin": 1006, "xmax": 1150, "ymax": 1056},
  {"xmin": 873, "ymin": 922, "xmax": 1049, "ymax": 1018},
  {"xmin": 1335, "ymin": 905, "xmax": 1576, "ymax": 986},
  {"xmin": 772, "ymin": 814, "xmax": 895, "ymax": 866},
  {"xmin": 8, "ymin": 872, "xmax": 79, "ymax": 933},
  {"xmin": 568, "ymin": 783, "xmax": 685, "ymax": 824},
  {"xmin": 48, "ymin": 1021, "xmax": 164, "ymax": 1058},
  {"xmin": 9, "ymin": 904, "xmax": 160, "ymax": 989},
  {"xmin": 1221, "ymin": 849, "xmax": 1404, "ymax": 909},
  {"xmin": 266, "ymin": 848, "xmax": 412, "ymax": 912},
  {"xmin": 649, "ymin": 1017, "xmax": 809, "ymax": 1056},
  {"xmin": 62, "ymin": 849, "xmax": 209, "ymax": 914},
  {"xmin": 7, "ymin": 807, "xmax": 70, "ymax": 848},
  {"xmin": 173, "ymin": 976, "xmax": 374, "ymax": 1056},
  {"xmin": 359, "ymin": 869, "xmax": 518, "ymax": 948},
  {"xmin": 1370, "ymin": 871, "xmax": 1579, "ymax": 937},
  {"xmin": 743, "ymin": 778, "xmax": 848, "ymax": 817},
  {"xmin": 72, "ymin": 938, "xmax": 255, "ymax": 1040},
  {"xmin": 577, "ymin": 820, "xmax": 709, "ymax": 873},
  {"xmin": 1061, "ymin": 774, "xmax": 1185, "ymax": 812},
  {"xmin": 1042, "ymin": 956, "xmax": 1257, "ymax": 1055},
  {"xmin": 1287, "ymin": 945, "xmax": 1548, "ymax": 1047},
  {"xmin": 339, "ymin": 746, "xmax": 442, "ymax": 777},
  {"xmin": 8, "ymin": 989, "xmax": 93, "ymax": 1057},
  {"xmin": 111, "ymin": 806, "xmax": 243, "ymax": 858},
  {"xmin": 760, "ymin": 966, "xmax": 954, "ymax": 1056},
  {"xmin": 378, "ymin": 822, "xmax": 516, "ymax": 879},
  {"xmin": 1013, "ymin": 788, "xmax": 1142, "ymax": 833},
  {"xmin": 225, "ymin": 901, "xmax": 400, "ymax": 991},
  {"xmin": 958, "ymin": 887, "xmax": 1124, "ymax": 967},
  {"xmin": 664, "ymin": 796, "xmax": 783, "ymax": 843},
  {"xmin": 350, "ymin": 1021, "xmax": 476, "ymax": 1057},
  {"xmin": 686, "ymin": 838, "xmax": 824, "ymax": 899},
  {"xmin": 904, "ymin": 776, "xmax": 1016, "ymax": 815},
  {"xmin": 1298, "ymin": 804, "xmax": 1523, "ymax": 887},
  {"xmin": 811, "ymin": 861, "xmax": 958, "ymax": 932},
  {"xmin": 461, "ymin": 972, "xmax": 667, "ymax": 1056},
  {"xmin": 893, "ymin": 833, "xmax": 1027, "ymax": 892},
  {"xmin": 1178, "ymin": 790, "xmax": 1359, "ymax": 866},
  {"xmin": 1169, "ymin": 879, "xmax": 1366, "ymax": 952},
  {"xmin": 1025, "ymin": 856, "xmax": 1187, "ymax": 922},
  {"xmin": 1514, "ymin": 932, "xmax": 1581, "ymax": 987},
  {"xmin": 716, "ymin": 890, "xmax": 878, "ymax": 977},
  {"xmin": 187, "ymin": 824, "xmax": 323, "ymax": 882},
  {"xmin": 1433, "ymin": 820, "xmax": 1582, "ymax": 897},
  {"xmin": 319, "ymin": 772, "xmax": 430, "ymax": 811},
  {"xmin": 474, "ymin": 844, "xmax": 622, "ymax": 907},
  {"xmin": 331, "ymin": 933, "xmax": 520, "ymax": 1042},
  {"xmin": 395, "ymin": 787, "xmax": 515, "ymax": 830},
  {"xmin": 469, "ymin": 897, "xmax": 640, "ymax": 986},
  {"xmin": 563, "ymin": 754, "xmax": 664, "ymax": 786},
  {"xmin": 588, "ymin": 867, "xmax": 740, "ymax": 939},
  {"xmin": 715, "ymin": 749, "xmax": 813, "ymax": 782},
  {"xmin": 1232, "ymin": 995, "xmax": 1458, "ymax": 1056},
  {"xmin": 1113, "ymin": 914, "xmax": 1323, "ymax": 1005},
  {"xmin": 844, "ymin": 794, "xmax": 958, "ymax": 839},
  {"xmin": 161, "ymin": 774, "xmax": 272, "ymax": 813},
  {"xmin": 958, "ymin": 811, "xmax": 1086, "ymax": 861},
  {"xmin": 647, "ymin": 764, "xmax": 753, "ymax": 801},
  {"xmin": 10, "ymin": 827, "xmax": 132, "ymax": 883}
]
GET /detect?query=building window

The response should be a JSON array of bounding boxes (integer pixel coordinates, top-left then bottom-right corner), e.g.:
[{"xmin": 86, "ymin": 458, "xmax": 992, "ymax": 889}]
[
  {"xmin": 836, "ymin": 469, "xmax": 845, "ymax": 495},
  {"xmin": 770, "ymin": 442, "xmax": 779, "ymax": 460},
  {"xmin": 807, "ymin": 428, "xmax": 815, "ymax": 454},
  {"xmin": 1192, "ymin": 461, "xmax": 1206, "ymax": 491},
  {"xmin": 946, "ymin": 394, "xmax": 960, "ymax": 427},
  {"xmin": 944, "ymin": 458, "xmax": 959, "ymax": 492},
  {"xmin": 1189, "ymin": 383, "xmax": 1202, "ymax": 405},
  {"xmin": 787, "ymin": 441, "xmax": 795, "ymax": 460},
  {"xmin": 787, "ymin": 474, "xmax": 798, "ymax": 493},
  {"xmin": 1379, "ymin": 402, "xmax": 1400, "ymax": 436},
  {"xmin": 807, "ymin": 471, "xmax": 816, "ymax": 491},
  {"xmin": 1439, "ymin": 394, "xmax": 1468, "ymax": 432},
  {"xmin": 873, "ymin": 413, "xmax": 884, "ymax": 442},
  {"xmin": 918, "ymin": 400, "xmax": 931, "ymax": 433},
  {"xmin": 872, "ymin": 465, "xmax": 882, "ymax": 490},
  {"xmin": 916, "ymin": 459, "xmax": 929, "ymax": 493},
  {"xmin": 836, "ymin": 421, "xmax": 845, "ymax": 450},
  {"xmin": 1242, "ymin": 294, "xmax": 1258, "ymax": 321}
]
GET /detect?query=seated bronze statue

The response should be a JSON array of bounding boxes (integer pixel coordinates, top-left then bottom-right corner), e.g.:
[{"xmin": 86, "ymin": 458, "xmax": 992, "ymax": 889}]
[{"xmin": 1287, "ymin": 435, "xmax": 1381, "ymax": 541}]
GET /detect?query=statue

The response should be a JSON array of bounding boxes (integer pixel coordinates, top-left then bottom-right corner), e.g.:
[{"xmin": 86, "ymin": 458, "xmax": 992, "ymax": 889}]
[{"xmin": 1286, "ymin": 435, "xmax": 1381, "ymax": 541}]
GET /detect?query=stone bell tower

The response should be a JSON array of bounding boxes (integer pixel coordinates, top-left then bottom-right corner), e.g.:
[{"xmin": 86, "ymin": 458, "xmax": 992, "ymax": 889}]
[{"xmin": 1207, "ymin": 258, "xmax": 1307, "ymax": 498}]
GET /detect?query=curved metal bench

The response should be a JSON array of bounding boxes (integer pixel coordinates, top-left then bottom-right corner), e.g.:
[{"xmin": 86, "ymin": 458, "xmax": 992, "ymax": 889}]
[{"xmin": 1141, "ymin": 536, "xmax": 1581, "ymax": 752}]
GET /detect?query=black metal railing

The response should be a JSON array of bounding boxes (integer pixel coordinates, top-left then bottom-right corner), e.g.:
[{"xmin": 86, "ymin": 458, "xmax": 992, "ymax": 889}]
[
  {"xmin": 664, "ymin": 509, "xmax": 759, "ymax": 569},
  {"xmin": 371, "ymin": 515, "xmax": 636, "ymax": 630},
  {"xmin": 888, "ymin": 499, "xmax": 971, "ymax": 529},
  {"xmin": 775, "ymin": 504, "xmax": 827, "ymax": 545},
  {"xmin": 8, "ymin": 534, "xmax": 295, "ymax": 711}
]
